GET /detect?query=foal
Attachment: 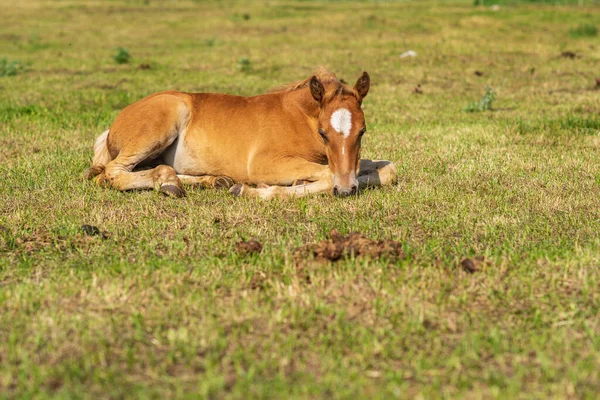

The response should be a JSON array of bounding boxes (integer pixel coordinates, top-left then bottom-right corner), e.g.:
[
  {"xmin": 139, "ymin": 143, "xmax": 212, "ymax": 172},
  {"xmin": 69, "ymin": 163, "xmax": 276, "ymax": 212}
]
[{"xmin": 85, "ymin": 70, "xmax": 397, "ymax": 199}]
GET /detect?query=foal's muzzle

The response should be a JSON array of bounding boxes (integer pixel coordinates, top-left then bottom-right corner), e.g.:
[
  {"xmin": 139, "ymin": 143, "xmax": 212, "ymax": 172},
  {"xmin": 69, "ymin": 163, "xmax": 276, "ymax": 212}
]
[{"xmin": 333, "ymin": 184, "xmax": 358, "ymax": 197}]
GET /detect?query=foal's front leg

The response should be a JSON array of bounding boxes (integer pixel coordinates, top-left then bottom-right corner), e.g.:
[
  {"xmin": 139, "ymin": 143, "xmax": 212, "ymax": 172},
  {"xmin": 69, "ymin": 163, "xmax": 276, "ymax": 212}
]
[
  {"xmin": 230, "ymin": 158, "xmax": 333, "ymax": 199},
  {"xmin": 228, "ymin": 159, "xmax": 397, "ymax": 200},
  {"xmin": 232, "ymin": 178, "xmax": 334, "ymax": 200}
]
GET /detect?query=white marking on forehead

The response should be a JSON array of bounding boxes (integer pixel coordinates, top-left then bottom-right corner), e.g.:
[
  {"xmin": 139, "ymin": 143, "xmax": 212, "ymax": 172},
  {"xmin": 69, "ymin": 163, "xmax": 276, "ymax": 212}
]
[{"xmin": 330, "ymin": 108, "xmax": 352, "ymax": 138}]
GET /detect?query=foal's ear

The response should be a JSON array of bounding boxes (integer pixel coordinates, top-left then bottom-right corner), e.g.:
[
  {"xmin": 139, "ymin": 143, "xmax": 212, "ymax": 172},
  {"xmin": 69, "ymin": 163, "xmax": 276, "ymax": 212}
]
[
  {"xmin": 354, "ymin": 71, "xmax": 370, "ymax": 101},
  {"xmin": 309, "ymin": 76, "xmax": 325, "ymax": 104}
]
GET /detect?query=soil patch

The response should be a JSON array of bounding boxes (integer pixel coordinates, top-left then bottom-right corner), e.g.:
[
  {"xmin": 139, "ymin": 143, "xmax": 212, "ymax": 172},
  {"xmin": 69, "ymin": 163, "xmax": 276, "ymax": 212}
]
[{"xmin": 236, "ymin": 239, "xmax": 263, "ymax": 255}]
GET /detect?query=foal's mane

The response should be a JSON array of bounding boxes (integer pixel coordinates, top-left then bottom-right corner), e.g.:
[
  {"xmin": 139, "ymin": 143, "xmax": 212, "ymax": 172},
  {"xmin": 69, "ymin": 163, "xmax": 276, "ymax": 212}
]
[{"xmin": 272, "ymin": 68, "xmax": 359, "ymax": 101}]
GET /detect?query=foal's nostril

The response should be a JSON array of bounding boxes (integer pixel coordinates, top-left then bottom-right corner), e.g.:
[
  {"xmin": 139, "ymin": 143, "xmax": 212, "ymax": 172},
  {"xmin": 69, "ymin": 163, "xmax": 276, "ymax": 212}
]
[{"xmin": 333, "ymin": 185, "xmax": 358, "ymax": 197}]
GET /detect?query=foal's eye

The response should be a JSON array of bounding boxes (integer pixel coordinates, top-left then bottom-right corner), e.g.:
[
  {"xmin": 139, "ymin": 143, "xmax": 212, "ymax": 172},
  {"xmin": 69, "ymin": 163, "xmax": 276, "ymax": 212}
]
[
  {"xmin": 358, "ymin": 128, "xmax": 366, "ymax": 137},
  {"xmin": 318, "ymin": 128, "xmax": 328, "ymax": 141}
]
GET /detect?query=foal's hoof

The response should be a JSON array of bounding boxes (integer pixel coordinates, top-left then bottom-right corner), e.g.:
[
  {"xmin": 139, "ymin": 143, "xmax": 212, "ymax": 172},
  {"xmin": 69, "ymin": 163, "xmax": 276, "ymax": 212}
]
[
  {"xmin": 160, "ymin": 184, "xmax": 186, "ymax": 198},
  {"xmin": 83, "ymin": 166, "xmax": 103, "ymax": 180},
  {"xmin": 214, "ymin": 176, "xmax": 234, "ymax": 189},
  {"xmin": 229, "ymin": 183, "xmax": 245, "ymax": 197}
]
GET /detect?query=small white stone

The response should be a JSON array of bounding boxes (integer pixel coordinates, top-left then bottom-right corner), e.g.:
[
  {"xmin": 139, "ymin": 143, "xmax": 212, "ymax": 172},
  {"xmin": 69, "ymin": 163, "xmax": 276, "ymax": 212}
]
[{"xmin": 399, "ymin": 50, "xmax": 417, "ymax": 58}]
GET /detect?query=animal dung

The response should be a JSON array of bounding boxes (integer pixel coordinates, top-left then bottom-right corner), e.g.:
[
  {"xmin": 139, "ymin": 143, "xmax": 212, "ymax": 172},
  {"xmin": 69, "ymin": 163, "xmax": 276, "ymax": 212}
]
[{"xmin": 294, "ymin": 229, "xmax": 404, "ymax": 263}]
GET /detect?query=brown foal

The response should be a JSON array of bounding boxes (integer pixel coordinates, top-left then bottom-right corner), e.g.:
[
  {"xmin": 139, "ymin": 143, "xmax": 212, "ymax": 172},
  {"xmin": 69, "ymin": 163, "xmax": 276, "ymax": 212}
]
[{"xmin": 85, "ymin": 69, "xmax": 397, "ymax": 199}]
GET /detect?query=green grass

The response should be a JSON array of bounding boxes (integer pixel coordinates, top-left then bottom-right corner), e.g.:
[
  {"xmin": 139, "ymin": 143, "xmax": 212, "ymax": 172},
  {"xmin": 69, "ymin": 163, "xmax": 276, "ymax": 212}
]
[
  {"xmin": 1, "ymin": 0, "xmax": 600, "ymax": 398},
  {"xmin": 0, "ymin": 58, "xmax": 24, "ymax": 77},
  {"xmin": 569, "ymin": 23, "xmax": 598, "ymax": 38}
]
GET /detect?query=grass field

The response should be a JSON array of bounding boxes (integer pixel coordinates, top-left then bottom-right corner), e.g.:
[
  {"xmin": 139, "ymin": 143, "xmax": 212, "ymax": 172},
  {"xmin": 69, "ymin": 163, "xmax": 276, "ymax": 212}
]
[{"xmin": 1, "ymin": 0, "xmax": 600, "ymax": 398}]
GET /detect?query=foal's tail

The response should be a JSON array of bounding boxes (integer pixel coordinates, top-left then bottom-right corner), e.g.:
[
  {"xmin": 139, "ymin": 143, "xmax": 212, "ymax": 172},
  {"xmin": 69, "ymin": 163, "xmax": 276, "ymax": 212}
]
[{"xmin": 83, "ymin": 130, "xmax": 112, "ymax": 180}]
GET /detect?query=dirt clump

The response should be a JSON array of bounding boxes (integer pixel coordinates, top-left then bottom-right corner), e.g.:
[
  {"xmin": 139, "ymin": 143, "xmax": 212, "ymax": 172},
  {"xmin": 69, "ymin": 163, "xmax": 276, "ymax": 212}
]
[
  {"xmin": 236, "ymin": 239, "xmax": 263, "ymax": 255},
  {"xmin": 294, "ymin": 230, "xmax": 404, "ymax": 263},
  {"xmin": 560, "ymin": 51, "xmax": 577, "ymax": 59},
  {"xmin": 81, "ymin": 224, "xmax": 100, "ymax": 236},
  {"xmin": 81, "ymin": 224, "xmax": 108, "ymax": 239},
  {"xmin": 459, "ymin": 256, "xmax": 490, "ymax": 273}
]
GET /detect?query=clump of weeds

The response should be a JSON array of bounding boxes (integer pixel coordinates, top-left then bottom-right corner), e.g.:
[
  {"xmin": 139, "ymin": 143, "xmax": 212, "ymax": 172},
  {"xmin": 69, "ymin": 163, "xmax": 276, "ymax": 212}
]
[
  {"xmin": 0, "ymin": 58, "xmax": 24, "ymax": 76},
  {"xmin": 237, "ymin": 57, "xmax": 252, "ymax": 73},
  {"xmin": 113, "ymin": 47, "xmax": 131, "ymax": 64},
  {"xmin": 464, "ymin": 85, "xmax": 496, "ymax": 112}
]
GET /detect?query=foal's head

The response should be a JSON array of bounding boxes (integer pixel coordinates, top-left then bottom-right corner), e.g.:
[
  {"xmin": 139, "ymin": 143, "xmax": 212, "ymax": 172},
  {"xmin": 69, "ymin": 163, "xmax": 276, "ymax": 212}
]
[{"xmin": 310, "ymin": 72, "xmax": 370, "ymax": 197}]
